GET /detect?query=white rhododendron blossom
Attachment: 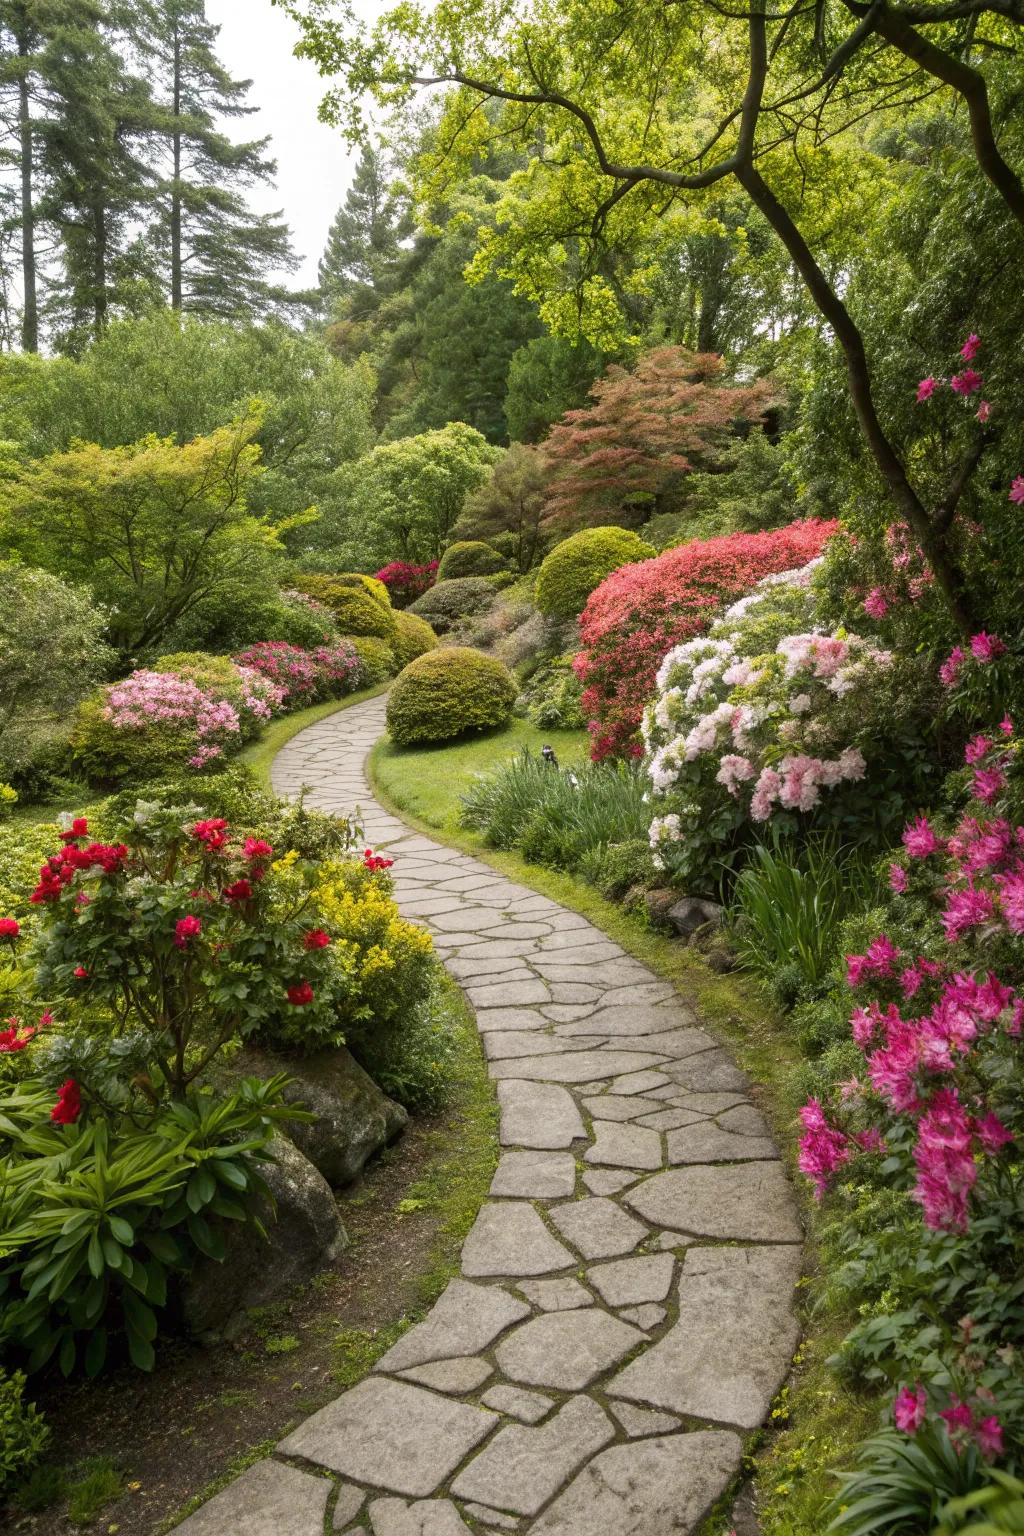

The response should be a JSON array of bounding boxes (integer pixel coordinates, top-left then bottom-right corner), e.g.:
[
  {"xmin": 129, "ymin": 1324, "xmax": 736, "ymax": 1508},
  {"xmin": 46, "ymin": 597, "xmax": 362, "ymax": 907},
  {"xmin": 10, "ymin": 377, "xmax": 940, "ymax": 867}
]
[{"xmin": 640, "ymin": 562, "xmax": 894, "ymax": 877}]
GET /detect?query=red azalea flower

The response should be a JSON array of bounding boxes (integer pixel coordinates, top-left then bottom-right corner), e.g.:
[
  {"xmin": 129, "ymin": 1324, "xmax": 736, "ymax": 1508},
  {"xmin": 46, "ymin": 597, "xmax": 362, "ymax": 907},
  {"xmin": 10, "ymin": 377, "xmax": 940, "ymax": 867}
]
[
  {"xmin": 363, "ymin": 849, "xmax": 394, "ymax": 872},
  {"xmin": 73, "ymin": 965, "xmax": 89, "ymax": 979},
  {"xmin": 242, "ymin": 838, "xmax": 274, "ymax": 861},
  {"xmin": 0, "ymin": 1020, "xmax": 35, "ymax": 1053},
  {"xmin": 287, "ymin": 980, "xmax": 314, "ymax": 1006},
  {"xmin": 223, "ymin": 879, "xmax": 252, "ymax": 903},
  {"xmin": 303, "ymin": 928, "xmax": 331, "ymax": 951},
  {"xmin": 0, "ymin": 917, "xmax": 20, "ymax": 939},
  {"xmin": 59, "ymin": 816, "xmax": 89, "ymax": 844},
  {"xmin": 51, "ymin": 1079, "xmax": 82, "ymax": 1125},
  {"xmin": 174, "ymin": 915, "xmax": 203, "ymax": 948},
  {"xmin": 192, "ymin": 818, "xmax": 229, "ymax": 851}
]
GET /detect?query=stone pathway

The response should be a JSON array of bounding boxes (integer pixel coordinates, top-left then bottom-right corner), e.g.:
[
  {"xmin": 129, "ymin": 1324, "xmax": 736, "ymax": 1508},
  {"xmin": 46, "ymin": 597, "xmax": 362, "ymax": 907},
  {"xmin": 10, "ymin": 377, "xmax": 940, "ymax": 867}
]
[{"xmin": 175, "ymin": 695, "xmax": 802, "ymax": 1536}]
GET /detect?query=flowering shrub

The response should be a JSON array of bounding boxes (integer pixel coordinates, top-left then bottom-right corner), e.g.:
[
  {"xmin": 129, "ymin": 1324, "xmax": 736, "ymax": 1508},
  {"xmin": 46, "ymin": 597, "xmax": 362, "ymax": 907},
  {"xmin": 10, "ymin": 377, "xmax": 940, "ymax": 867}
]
[
  {"xmin": 70, "ymin": 657, "xmax": 286, "ymax": 783},
  {"xmin": 574, "ymin": 519, "xmax": 838, "ymax": 758},
  {"xmin": 374, "ymin": 560, "xmax": 438, "ymax": 608},
  {"xmin": 234, "ymin": 639, "xmax": 362, "ymax": 708},
  {"xmin": 642, "ymin": 563, "xmax": 923, "ymax": 886}
]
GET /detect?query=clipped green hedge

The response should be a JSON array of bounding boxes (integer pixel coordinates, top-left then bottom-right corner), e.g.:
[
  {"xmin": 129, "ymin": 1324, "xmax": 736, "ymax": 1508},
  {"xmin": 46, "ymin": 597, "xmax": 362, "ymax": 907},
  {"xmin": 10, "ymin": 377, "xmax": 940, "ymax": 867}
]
[
  {"xmin": 348, "ymin": 635, "xmax": 397, "ymax": 684},
  {"xmin": 407, "ymin": 577, "xmax": 496, "ymax": 635},
  {"xmin": 437, "ymin": 540, "xmax": 506, "ymax": 579},
  {"xmin": 290, "ymin": 572, "xmax": 397, "ymax": 641},
  {"xmin": 535, "ymin": 526, "xmax": 656, "ymax": 620},
  {"xmin": 392, "ymin": 610, "xmax": 440, "ymax": 670},
  {"xmin": 386, "ymin": 647, "xmax": 516, "ymax": 747}
]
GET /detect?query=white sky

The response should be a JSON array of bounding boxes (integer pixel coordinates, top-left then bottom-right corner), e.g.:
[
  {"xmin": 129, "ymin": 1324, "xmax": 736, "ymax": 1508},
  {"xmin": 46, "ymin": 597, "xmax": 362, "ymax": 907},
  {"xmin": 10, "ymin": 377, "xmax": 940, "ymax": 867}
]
[{"xmin": 204, "ymin": 0, "xmax": 360, "ymax": 288}]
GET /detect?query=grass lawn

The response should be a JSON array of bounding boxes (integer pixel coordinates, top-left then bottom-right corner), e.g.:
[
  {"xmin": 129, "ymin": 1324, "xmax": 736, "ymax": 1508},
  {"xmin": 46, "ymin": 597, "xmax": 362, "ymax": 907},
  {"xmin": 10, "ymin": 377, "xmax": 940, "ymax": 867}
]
[{"xmin": 370, "ymin": 716, "xmax": 590, "ymax": 835}]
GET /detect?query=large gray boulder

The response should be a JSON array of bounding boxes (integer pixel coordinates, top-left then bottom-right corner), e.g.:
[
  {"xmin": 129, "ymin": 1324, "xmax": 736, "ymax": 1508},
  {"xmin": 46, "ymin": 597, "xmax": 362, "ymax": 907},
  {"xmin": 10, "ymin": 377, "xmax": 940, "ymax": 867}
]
[
  {"xmin": 667, "ymin": 896, "xmax": 724, "ymax": 942},
  {"xmin": 181, "ymin": 1133, "xmax": 347, "ymax": 1341},
  {"xmin": 276, "ymin": 1046, "xmax": 409, "ymax": 1188}
]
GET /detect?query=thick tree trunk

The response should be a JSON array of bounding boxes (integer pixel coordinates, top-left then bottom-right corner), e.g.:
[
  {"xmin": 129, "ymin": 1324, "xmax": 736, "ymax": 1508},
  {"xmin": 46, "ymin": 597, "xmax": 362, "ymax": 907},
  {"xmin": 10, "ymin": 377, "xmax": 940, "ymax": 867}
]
[
  {"xmin": 16, "ymin": 20, "xmax": 37, "ymax": 352},
  {"xmin": 736, "ymin": 160, "xmax": 979, "ymax": 634},
  {"xmin": 171, "ymin": 17, "xmax": 182, "ymax": 309}
]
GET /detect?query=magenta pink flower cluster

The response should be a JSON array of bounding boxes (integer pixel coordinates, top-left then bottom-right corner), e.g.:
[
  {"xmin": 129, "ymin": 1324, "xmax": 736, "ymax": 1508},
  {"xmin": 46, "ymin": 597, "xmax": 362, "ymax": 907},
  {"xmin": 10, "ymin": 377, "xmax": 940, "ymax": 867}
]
[
  {"xmin": 859, "ymin": 521, "xmax": 935, "ymax": 622},
  {"xmin": 799, "ymin": 726, "xmax": 1022, "ymax": 1232},
  {"xmin": 104, "ymin": 670, "xmax": 241, "ymax": 769},
  {"xmin": 234, "ymin": 640, "xmax": 361, "ymax": 707},
  {"xmin": 916, "ymin": 333, "xmax": 1022, "ymax": 505},
  {"xmin": 893, "ymin": 1381, "xmax": 1003, "ymax": 1460},
  {"xmin": 939, "ymin": 631, "xmax": 1008, "ymax": 689}
]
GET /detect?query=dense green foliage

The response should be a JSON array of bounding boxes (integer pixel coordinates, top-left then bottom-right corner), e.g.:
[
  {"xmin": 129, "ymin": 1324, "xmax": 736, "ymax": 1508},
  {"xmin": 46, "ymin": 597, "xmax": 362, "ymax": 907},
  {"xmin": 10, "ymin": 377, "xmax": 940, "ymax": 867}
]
[
  {"xmin": 392, "ymin": 610, "xmax": 440, "ymax": 669},
  {"xmin": 386, "ymin": 647, "xmax": 517, "ymax": 746},
  {"xmin": 407, "ymin": 577, "xmax": 498, "ymax": 635},
  {"xmin": 436, "ymin": 540, "xmax": 505, "ymax": 579}
]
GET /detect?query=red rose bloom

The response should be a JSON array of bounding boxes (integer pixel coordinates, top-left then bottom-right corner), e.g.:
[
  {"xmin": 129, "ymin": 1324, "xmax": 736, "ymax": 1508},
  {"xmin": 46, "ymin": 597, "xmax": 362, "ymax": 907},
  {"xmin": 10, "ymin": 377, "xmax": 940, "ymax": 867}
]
[
  {"xmin": 243, "ymin": 838, "xmax": 274, "ymax": 861},
  {"xmin": 223, "ymin": 879, "xmax": 252, "ymax": 903},
  {"xmin": 174, "ymin": 915, "xmax": 203, "ymax": 948},
  {"xmin": 287, "ymin": 980, "xmax": 315, "ymax": 1006},
  {"xmin": 363, "ymin": 849, "xmax": 394, "ymax": 872},
  {"xmin": 0, "ymin": 917, "xmax": 20, "ymax": 939},
  {"xmin": 73, "ymin": 965, "xmax": 89, "ymax": 979},
  {"xmin": 51, "ymin": 1079, "xmax": 82, "ymax": 1125},
  {"xmin": 303, "ymin": 929, "xmax": 331, "ymax": 951}
]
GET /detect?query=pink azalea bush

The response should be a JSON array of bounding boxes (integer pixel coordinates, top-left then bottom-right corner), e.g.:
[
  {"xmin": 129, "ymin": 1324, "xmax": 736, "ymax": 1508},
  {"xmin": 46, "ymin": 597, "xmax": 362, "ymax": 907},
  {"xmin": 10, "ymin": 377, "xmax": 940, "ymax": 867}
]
[
  {"xmin": 643, "ymin": 562, "xmax": 905, "ymax": 883},
  {"xmin": 234, "ymin": 639, "xmax": 362, "ymax": 708}
]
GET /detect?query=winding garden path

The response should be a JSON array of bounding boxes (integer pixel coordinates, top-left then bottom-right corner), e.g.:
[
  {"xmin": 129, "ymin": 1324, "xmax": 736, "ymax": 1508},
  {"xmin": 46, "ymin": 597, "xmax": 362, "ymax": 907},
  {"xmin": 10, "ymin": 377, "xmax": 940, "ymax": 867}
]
[{"xmin": 176, "ymin": 693, "xmax": 803, "ymax": 1536}]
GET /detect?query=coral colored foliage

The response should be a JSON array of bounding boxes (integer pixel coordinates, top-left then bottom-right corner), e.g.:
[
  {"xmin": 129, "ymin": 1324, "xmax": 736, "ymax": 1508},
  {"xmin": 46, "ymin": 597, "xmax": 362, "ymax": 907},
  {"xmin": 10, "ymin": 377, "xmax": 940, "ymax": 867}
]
[{"xmin": 575, "ymin": 520, "xmax": 839, "ymax": 758}]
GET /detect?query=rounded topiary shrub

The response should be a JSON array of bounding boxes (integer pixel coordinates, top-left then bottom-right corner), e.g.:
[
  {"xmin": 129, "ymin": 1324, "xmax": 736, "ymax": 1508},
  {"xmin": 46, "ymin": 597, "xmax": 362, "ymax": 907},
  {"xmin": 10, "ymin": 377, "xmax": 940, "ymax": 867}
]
[
  {"xmin": 386, "ymin": 648, "xmax": 516, "ymax": 746},
  {"xmin": 407, "ymin": 577, "xmax": 496, "ymax": 635},
  {"xmin": 290, "ymin": 573, "xmax": 397, "ymax": 641},
  {"xmin": 437, "ymin": 540, "xmax": 506, "ymax": 579},
  {"xmin": 535, "ymin": 526, "xmax": 656, "ymax": 621},
  {"xmin": 392, "ymin": 610, "xmax": 439, "ymax": 670}
]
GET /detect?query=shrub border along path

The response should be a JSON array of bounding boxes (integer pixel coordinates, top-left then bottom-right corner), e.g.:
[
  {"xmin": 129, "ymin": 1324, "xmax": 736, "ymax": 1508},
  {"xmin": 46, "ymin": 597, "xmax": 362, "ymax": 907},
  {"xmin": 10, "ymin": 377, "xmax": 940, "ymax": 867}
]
[{"xmin": 175, "ymin": 693, "xmax": 804, "ymax": 1536}]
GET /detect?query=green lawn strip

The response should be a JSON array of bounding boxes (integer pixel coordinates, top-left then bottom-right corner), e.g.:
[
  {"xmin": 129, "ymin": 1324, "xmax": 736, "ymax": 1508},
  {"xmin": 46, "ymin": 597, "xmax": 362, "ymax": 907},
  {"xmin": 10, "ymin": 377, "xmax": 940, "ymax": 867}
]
[
  {"xmin": 369, "ymin": 724, "xmax": 882, "ymax": 1533},
  {"xmin": 370, "ymin": 717, "xmax": 590, "ymax": 835},
  {"xmin": 236, "ymin": 682, "xmax": 390, "ymax": 791}
]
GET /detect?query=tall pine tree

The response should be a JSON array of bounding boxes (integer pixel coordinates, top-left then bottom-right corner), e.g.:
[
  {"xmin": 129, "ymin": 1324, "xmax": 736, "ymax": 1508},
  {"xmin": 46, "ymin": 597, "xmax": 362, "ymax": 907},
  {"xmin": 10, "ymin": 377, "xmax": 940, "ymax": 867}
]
[
  {"xmin": 318, "ymin": 144, "xmax": 407, "ymax": 317},
  {"xmin": 142, "ymin": 0, "xmax": 297, "ymax": 318}
]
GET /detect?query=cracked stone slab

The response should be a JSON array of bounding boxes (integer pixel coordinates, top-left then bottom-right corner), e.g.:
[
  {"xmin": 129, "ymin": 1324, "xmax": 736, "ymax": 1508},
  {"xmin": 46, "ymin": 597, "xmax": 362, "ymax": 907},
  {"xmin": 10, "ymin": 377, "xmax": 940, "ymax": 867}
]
[
  {"xmin": 608, "ymin": 1070, "xmax": 671, "ymax": 1095},
  {"xmin": 655, "ymin": 1230, "xmax": 696, "ymax": 1251},
  {"xmin": 333, "ymin": 1483, "xmax": 366, "ymax": 1530},
  {"xmin": 468, "ymin": 980, "xmax": 552, "ymax": 1008},
  {"xmin": 173, "ymin": 1459, "xmax": 331, "ymax": 1535},
  {"xmin": 718, "ymin": 1103, "xmax": 772, "ymax": 1136},
  {"xmin": 497, "ymin": 1080, "xmax": 585, "ymax": 1148},
  {"xmin": 279, "ymin": 1378, "xmax": 496, "ymax": 1498},
  {"xmin": 666, "ymin": 1121, "xmax": 778, "ymax": 1164},
  {"xmin": 608, "ymin": 1245, "xmax": 803, "ymax": 1427},
  {"xmin": 494, "ymin": 1309, "xmax": 645, "ymax": 1390},
  {"xmin": 581, "ymin": 1095, "xmax": 652, "ymax": 1123},
  {"xmin": 484, "ymin": 1031, "xmax": 596, "ymax": 1061},
  {"xmin": 530, "ymin": 1431, "xmax": 744, "ymax": 1536},
  {"xmin": 462, "ymin": 1202, "xmax": 575, "ymax": 1277},
  {"xmin": 582, "ymin": 1169, "xmax": 640, "ymax": 1196},
  {"xmin": 620, "ymin": 1302, "xmax": 667, "ymax": 1329},
  {"xmin": 609, "ymin": 1402, "xmax": 682, "ymax": 1438},
  {"xmin": 586, "ymin": 1120, "xmax": 664, "ymax": 1170},
  {"xmin": 368, "ymin": 1497, "xmax": 473, "ymax": 1535},
  {"xmin": 549, "ymin": 1197, "xmax": 648, "ymax": 1260},
  {"xmin": 556, "ymin": 1005, "xmax": 698, "ymax": 1039},
  {"xmin": 461, "ymin": 1505, "xmax": 520, "ymax": 1530},
  {"xmin": 452, "ymin": 1396, "xmax": 614, "ymax": 1517},
  {"xmin": 489, "ymin": 1051, "xmax": 670, "ymax": 1084},
  {"xmin": 662, "ymin": 1050, "xmax": 749, "ymax": 1093},
  {"xmin": 586, "ymin": 1254, "xmax": 675, "ymax": 1306},
  {"xmin": 636, "ymin": 1107, "xmax": 705, "ymax": 1130},
  {"xmin": 490, "ymin": 1150, "xmax": 577, "ymax": 1199},
  {"xmin": 374, "ymin": 1280, "xmax": 530, "ymax": 1373},
  {"xmin": 625, "ymin": 1163, "xmax": 802, "ymax": 1243},
  {"xmin": 480, "ymin": 1384, "xmax": 554, "ymax": 1423},
  {"xmin": 396, "ymin": 1357, "xmax": 493, "ymax": 1393},
  {"xmin": 516, "ymin": 1277, "xmax": 594, "ymax": 1312}
]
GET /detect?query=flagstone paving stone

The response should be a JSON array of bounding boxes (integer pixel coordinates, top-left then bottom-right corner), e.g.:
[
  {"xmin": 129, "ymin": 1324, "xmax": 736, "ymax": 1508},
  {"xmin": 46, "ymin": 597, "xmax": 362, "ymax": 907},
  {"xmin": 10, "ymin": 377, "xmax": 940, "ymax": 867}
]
[{"xmin": 172, "ymin": 694, "xmax": 802, "ymax": 1534}]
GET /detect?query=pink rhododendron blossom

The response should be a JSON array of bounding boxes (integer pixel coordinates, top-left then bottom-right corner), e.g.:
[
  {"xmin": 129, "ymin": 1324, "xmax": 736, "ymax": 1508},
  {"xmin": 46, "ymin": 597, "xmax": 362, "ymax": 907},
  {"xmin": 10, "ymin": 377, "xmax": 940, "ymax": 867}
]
[
  {"xmin": 889, "ymin": 863, "xmax": 908, "ymax": 893},
  {"xmin": 1000, "ymin": 716, "xmax": 1014, "ymax": 735},
  {"xmin": 950, "ymin": 369, "xmax": 983, "ymax": 396},
  {"xmin": 970, "ymin": 632, "xmax": 1006, "ymax": 663},
  {"xmin": 863, "ymin": 587, "xmax": 890, "ymax": 619},
  {"xmin": 995, "ymin": 872, "xmax": 1024, "ymax": 934},
  {"xmin": 976, "ymin": 400, "xmax": 991, "ymax": 424},
  {"xmin": 964, "ymin": 735, "xmax": 992, "ymax": 766},
  {"xmin": 960, "ymin": 333, "xmax": 981, "ymax": 361},
  {"xmin": 941, "ymin": 1397, "xmax": 974, "ymax": 1433},
  {"xmin": 976, "ymin": 1417, "xmax": 1005, "ymax": 1459},
  {"xmin": 1009, "ymin": 476, "xmax": 1024, "ymax": 505},
  {"xmin": 856, "ymin": 1126, "xmax": 887, "ymax": 1154},
  {"xmin": 797, "ymin": 1099, "xmax": 851, "ymax": 1198},
  {"xmin": 916, "ymin": 376, "xmax": 938, "ymax": 402},
  {"xmin": 939, "ymin": 647, "xmax": 965, "ymax": 687},
  {"xmin": 904, "ymin": 816, "xmax": 941, "ymax": 859},
  {"xmin": 715, "ymin": 754, "xmax": 756, "ymax": 795},
  {"xmin": 913, "ymin": 1089, "xmax": 977, "ymax": 1231},
  {"xmin": 973, "ymin": 1111, "xmax": 1012, "ymax": 1154},
  {"xmin": 973, "ymin": 766, "xmax": 1006, "ymax": 805},
  {"xmin": 893, "ymin": 1384, "xmax": 927, "ymax": 1434},
  {"xmin": 942, "ymin": 884, "xmax": 995, "ymax": 942}
]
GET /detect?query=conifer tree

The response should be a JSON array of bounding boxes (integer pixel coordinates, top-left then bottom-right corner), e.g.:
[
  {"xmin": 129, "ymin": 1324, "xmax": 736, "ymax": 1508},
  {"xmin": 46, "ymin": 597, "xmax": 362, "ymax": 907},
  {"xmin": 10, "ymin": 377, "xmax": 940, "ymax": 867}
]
[
  {"xmin": 140, "ymin": 0, "xmax": 297, "ymax": 317},
  {"xmin": 318, "ymin": 144, "xmax": 407, "ymax": 316}
]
